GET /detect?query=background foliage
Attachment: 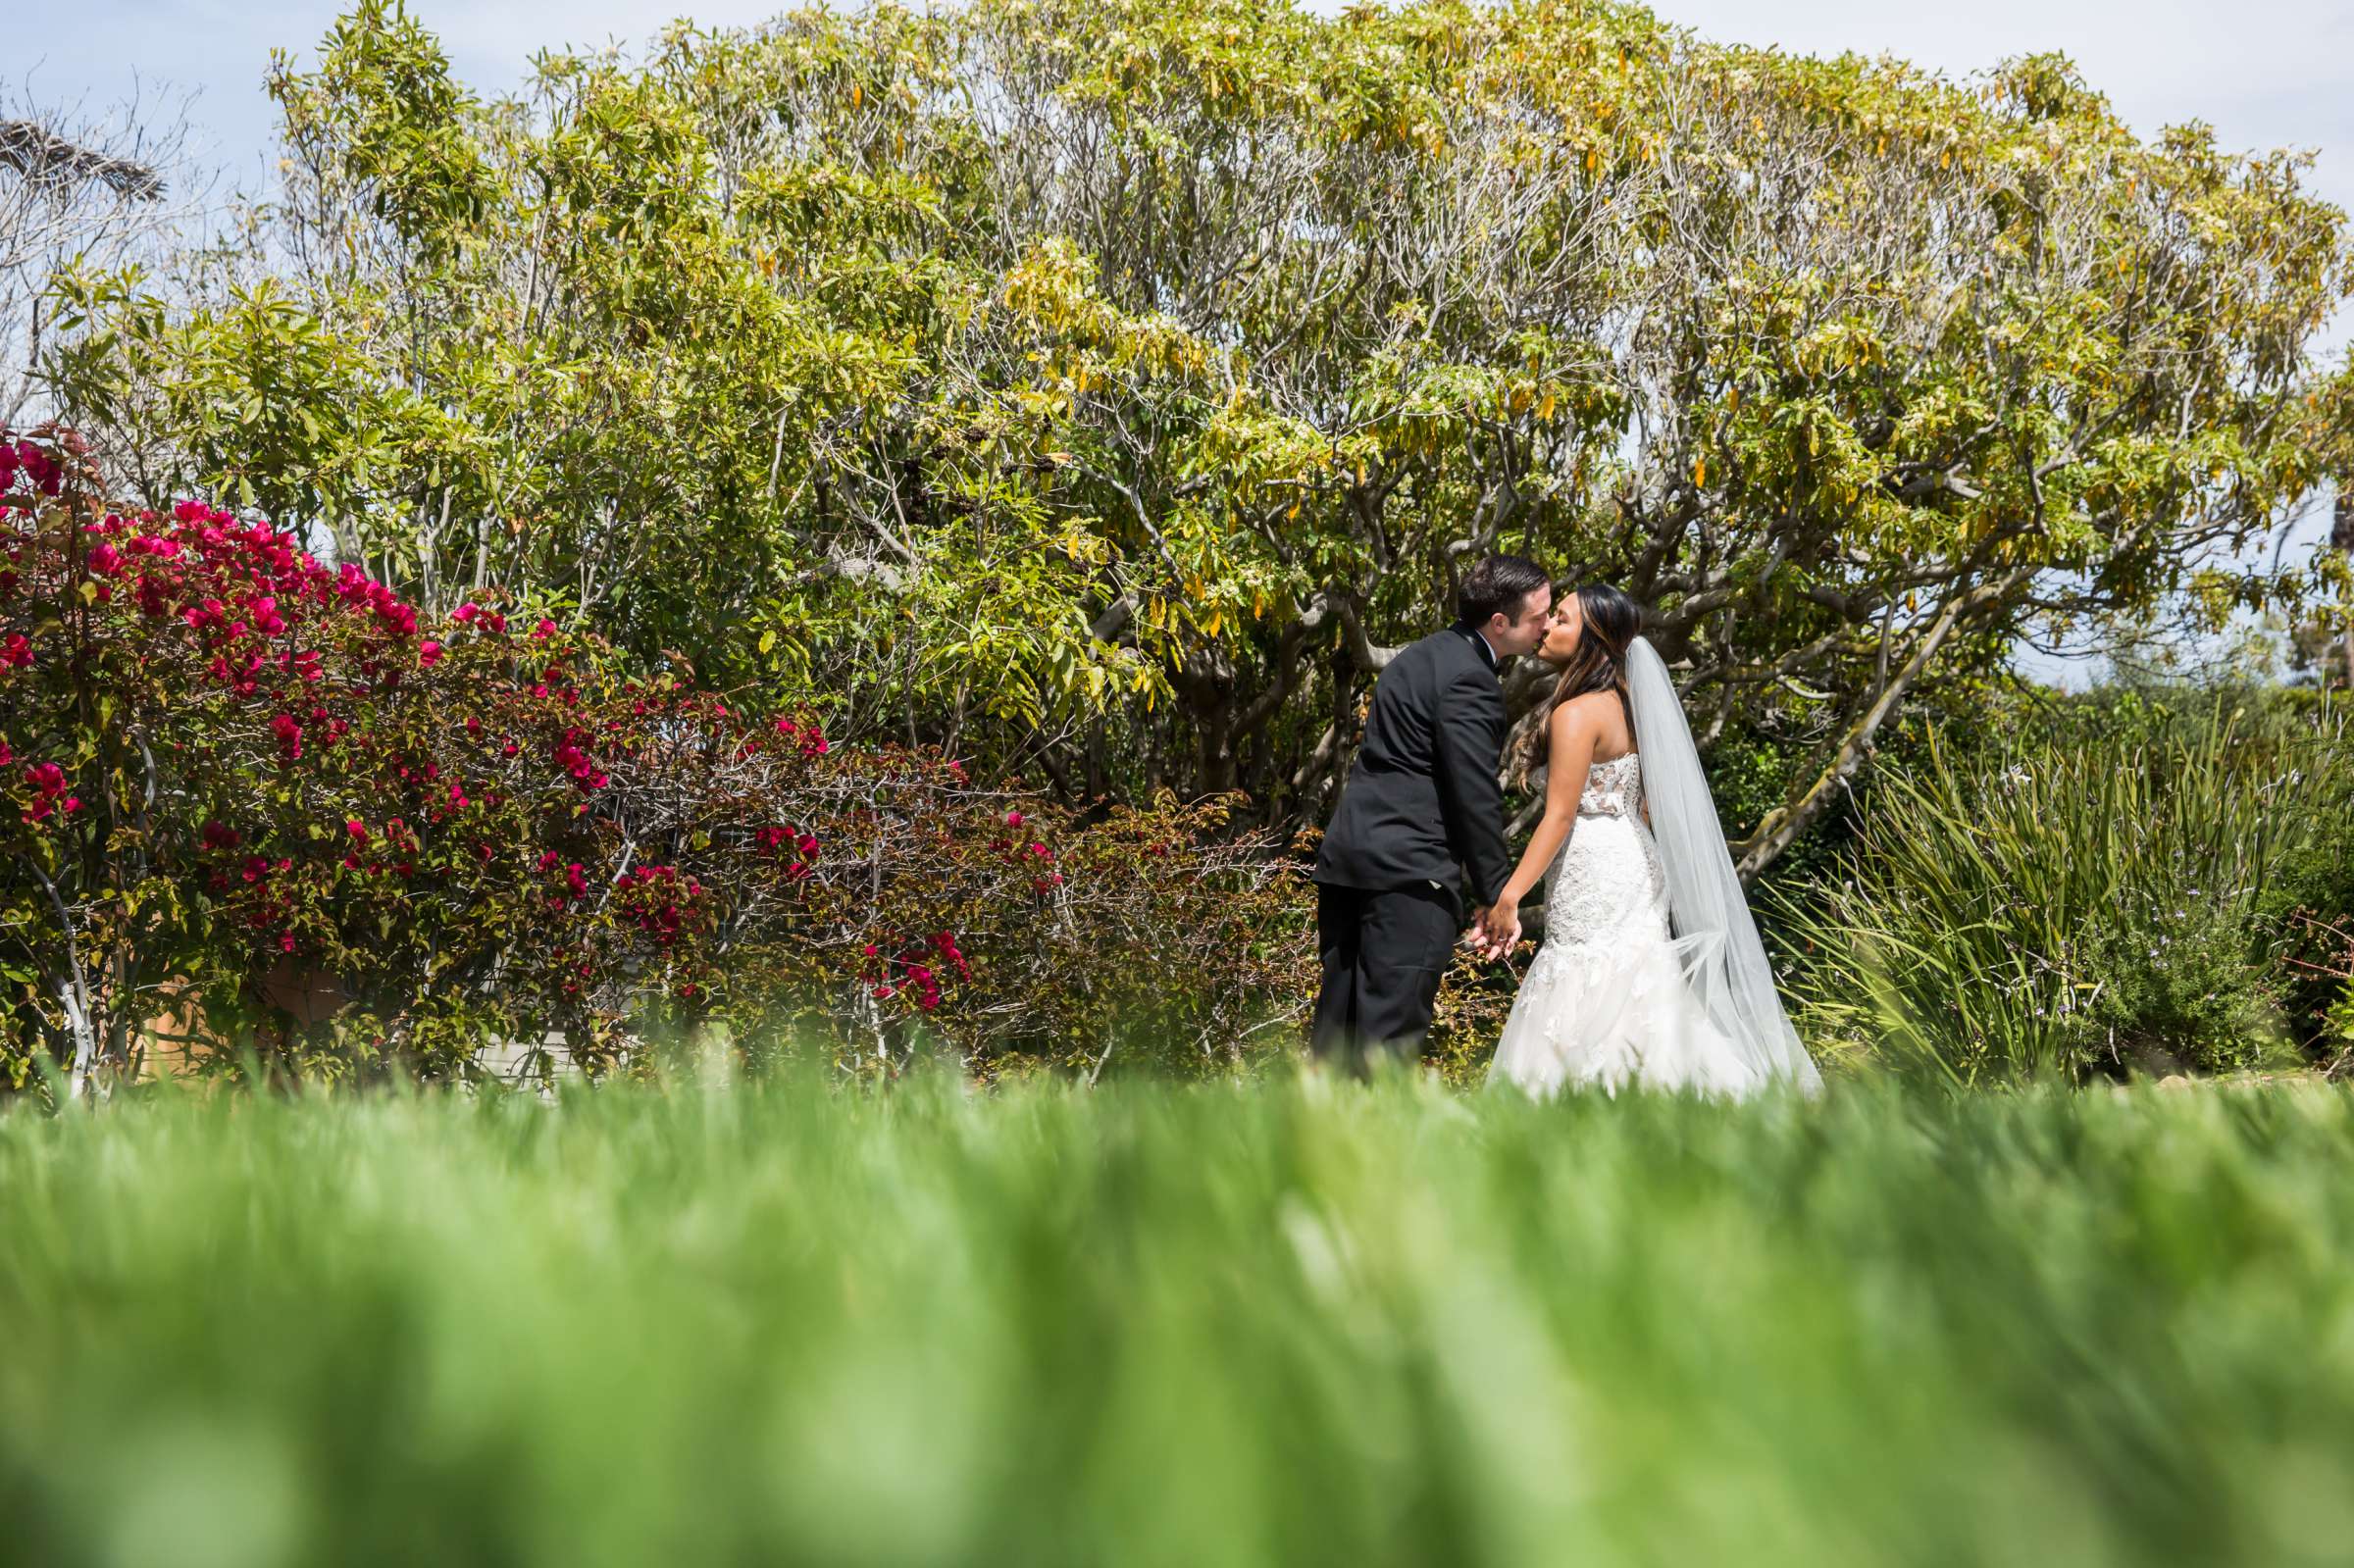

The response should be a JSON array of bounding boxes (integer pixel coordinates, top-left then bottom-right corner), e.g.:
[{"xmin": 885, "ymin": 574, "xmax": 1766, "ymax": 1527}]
[
  {"xmin": 7, "ymin": 0, "xmax": 2354, "ymax": 1087},
  {"xmin": 37, "ymin": 0, "xmax": 2354, "ymax": 880}
]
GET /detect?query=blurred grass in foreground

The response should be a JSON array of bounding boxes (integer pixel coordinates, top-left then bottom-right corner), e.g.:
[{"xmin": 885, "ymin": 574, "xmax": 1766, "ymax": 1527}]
[{"xmin": 5, "ymin": 1074, "xmax": 2354, "ymax": 1567}]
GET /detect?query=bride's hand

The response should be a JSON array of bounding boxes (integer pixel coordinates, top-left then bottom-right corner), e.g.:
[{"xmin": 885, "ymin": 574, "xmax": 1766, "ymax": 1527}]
[{"xmin": 1476, "ymin": 901, "xmax": 1521, "ymax": 959}]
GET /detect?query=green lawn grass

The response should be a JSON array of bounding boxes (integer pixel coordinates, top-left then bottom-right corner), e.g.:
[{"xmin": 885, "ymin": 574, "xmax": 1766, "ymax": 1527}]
[{"xmin": 5, "ymin": 1073, "xmax": 2353, "ymax": 1567}]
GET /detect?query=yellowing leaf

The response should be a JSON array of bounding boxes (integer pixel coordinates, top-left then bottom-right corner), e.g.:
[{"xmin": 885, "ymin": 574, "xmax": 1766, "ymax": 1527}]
[{"xmin": 758, "ymin": 630, "xmax": 778, "ymax": 655}]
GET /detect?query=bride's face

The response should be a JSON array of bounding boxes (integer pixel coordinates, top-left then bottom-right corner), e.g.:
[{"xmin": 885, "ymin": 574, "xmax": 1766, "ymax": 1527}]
[{"xmin": 1538, "ymin": 594, "xmax": 1584, "ymax": 662}]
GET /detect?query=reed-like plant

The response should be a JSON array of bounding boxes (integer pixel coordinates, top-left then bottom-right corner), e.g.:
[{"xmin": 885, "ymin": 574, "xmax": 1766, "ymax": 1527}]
[{"xmin": 1777, "ymin": 698, "xmax": 2348, "ymax": 1085}]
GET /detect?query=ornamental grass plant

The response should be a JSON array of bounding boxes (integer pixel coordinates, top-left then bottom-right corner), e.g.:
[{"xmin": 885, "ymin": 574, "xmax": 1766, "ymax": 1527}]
[{"xmin": 1776, "ymin": 693, "xmax": 2354, "ymax": 1084}]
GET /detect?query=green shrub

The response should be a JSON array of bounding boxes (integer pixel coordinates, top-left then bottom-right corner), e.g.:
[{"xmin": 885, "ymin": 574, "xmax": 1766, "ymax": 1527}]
[
  {"xmin": 2271, "ymin": 697, "xmax": 2354, "ymax": 1055},
  {"xmin": 2070, "ymin": 903, "xmax": 2280, "ymax": 1074},
  {"xmin": 1776, "ymin": 699, "xmax": 2347, "ymax": 1084}
]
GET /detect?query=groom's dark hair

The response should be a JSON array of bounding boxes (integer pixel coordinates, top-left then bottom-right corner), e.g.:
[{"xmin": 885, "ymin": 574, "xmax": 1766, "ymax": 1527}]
[{"xmin": 1457, "ymin": 554, "xmax": 1550, "ymax": 628}]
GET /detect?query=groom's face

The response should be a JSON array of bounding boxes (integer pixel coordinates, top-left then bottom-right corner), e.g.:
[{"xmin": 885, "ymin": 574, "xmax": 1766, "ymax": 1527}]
[{"xmin": 1486, "ymin": 583, "xmax": 1555, "ymax": 658}]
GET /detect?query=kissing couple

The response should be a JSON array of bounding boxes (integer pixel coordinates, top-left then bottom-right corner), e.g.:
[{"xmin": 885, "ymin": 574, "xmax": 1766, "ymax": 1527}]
[{"xmin": 1310, "ymin": 555, "xmax": 1822, "ymax": 1097}]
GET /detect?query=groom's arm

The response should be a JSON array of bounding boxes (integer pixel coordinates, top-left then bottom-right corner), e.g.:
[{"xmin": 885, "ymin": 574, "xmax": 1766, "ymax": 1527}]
[{"xmin": 1432, "ymin": 669, "xmax": 1512, "ymax": 911}]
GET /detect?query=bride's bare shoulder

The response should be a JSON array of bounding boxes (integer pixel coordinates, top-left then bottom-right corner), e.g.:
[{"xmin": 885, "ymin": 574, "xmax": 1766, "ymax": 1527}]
[
  {"xmin": 1551, "ymin": 690, "xmax": 1620, "ymax": 728},
  {"xmin": 1546, "ymin": 690, "xmax": 1617, "ymax": 750},
  {"xmin": 1552, "ymin": 689, "xmax": 1631, "ymax": 751}
]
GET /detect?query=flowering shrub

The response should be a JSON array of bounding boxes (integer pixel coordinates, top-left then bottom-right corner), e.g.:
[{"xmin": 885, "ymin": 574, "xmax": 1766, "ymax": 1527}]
[{"xmin": 0, "ymin": 430, "xmax": 1311, "ymax": 1094}]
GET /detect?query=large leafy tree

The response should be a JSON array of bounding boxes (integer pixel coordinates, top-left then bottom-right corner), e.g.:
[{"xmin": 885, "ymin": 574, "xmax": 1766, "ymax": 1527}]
[{"xmin": 40, "ymin": 0, "xmax": 2353, "ymax": 876}]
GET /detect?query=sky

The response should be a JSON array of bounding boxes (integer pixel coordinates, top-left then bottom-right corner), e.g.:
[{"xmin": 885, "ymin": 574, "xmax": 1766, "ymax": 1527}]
[{"xmin": 17, "ymin": 0, "xmax": 2353, "ymax": 677}]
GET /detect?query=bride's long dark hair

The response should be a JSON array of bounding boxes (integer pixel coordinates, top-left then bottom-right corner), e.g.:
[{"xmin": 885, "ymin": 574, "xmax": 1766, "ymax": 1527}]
[{"xmin": 1520, "ymin": 583, "xmax": 1645, "ymax": 774}]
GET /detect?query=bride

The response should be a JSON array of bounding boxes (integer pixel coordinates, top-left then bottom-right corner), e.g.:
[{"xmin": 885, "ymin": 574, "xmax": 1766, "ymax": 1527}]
[{"xmin": 1478, "ymin": 584, "xmax": 1822, "ymax": 1098}]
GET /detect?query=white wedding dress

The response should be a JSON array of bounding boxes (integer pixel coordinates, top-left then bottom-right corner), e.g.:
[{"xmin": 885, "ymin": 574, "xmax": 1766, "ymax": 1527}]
[{"xmin": 1487, "ymin": 640, "xmax": 1823, "ymax": 1099}]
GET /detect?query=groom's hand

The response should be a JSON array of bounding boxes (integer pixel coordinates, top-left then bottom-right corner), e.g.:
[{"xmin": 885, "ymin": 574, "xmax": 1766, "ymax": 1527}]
[{"xmin": 1463, "ymin": 907, "xmax": 1496, "ymax": 960}]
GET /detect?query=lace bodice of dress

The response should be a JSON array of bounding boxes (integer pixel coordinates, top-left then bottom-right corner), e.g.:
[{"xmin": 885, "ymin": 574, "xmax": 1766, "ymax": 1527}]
[
  {"xmin": 1578, "ymin": 752, "xmax": 1644, "ymax": 820},
  {"xmin": 1541, "ymin": 750, "xmax": 1665, "ymax": 949}
]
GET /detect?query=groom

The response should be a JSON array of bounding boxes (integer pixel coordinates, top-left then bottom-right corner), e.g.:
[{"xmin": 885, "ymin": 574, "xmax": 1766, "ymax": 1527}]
[{"xmin": 1309, "ymin": 555, "xmax": 1553, "ymax": 1069}]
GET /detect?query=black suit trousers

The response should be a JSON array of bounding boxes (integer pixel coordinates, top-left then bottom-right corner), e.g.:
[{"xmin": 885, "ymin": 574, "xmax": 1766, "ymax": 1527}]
[{"xmin": 1310, "ymin": 882, "xmax": 1460, "ymax": 1069}]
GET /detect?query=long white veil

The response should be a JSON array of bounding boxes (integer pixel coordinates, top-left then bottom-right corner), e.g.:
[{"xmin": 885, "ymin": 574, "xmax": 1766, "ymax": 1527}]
[{"xmin": 1625, "ymin": 637, "xmax": 1823, "ymax": 1094}]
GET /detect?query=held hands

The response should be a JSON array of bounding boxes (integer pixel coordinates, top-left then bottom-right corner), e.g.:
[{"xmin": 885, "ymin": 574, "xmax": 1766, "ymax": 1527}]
[{"xmin": 1465, "ymin": 900, "xmax": 1522, "ymax": 962}]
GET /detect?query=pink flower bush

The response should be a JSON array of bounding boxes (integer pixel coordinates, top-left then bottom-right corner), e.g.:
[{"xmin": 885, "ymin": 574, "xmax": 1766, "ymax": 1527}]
[{"xmin": 0, "ymin": 428, "xmax": 1311, "ymax": 1092}]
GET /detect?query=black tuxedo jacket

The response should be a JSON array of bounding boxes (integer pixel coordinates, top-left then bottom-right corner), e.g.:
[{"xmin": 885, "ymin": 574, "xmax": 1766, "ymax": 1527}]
[{"xmin": 1313, "ymin": 623, "xmax": 1513, "ymax": 911}]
